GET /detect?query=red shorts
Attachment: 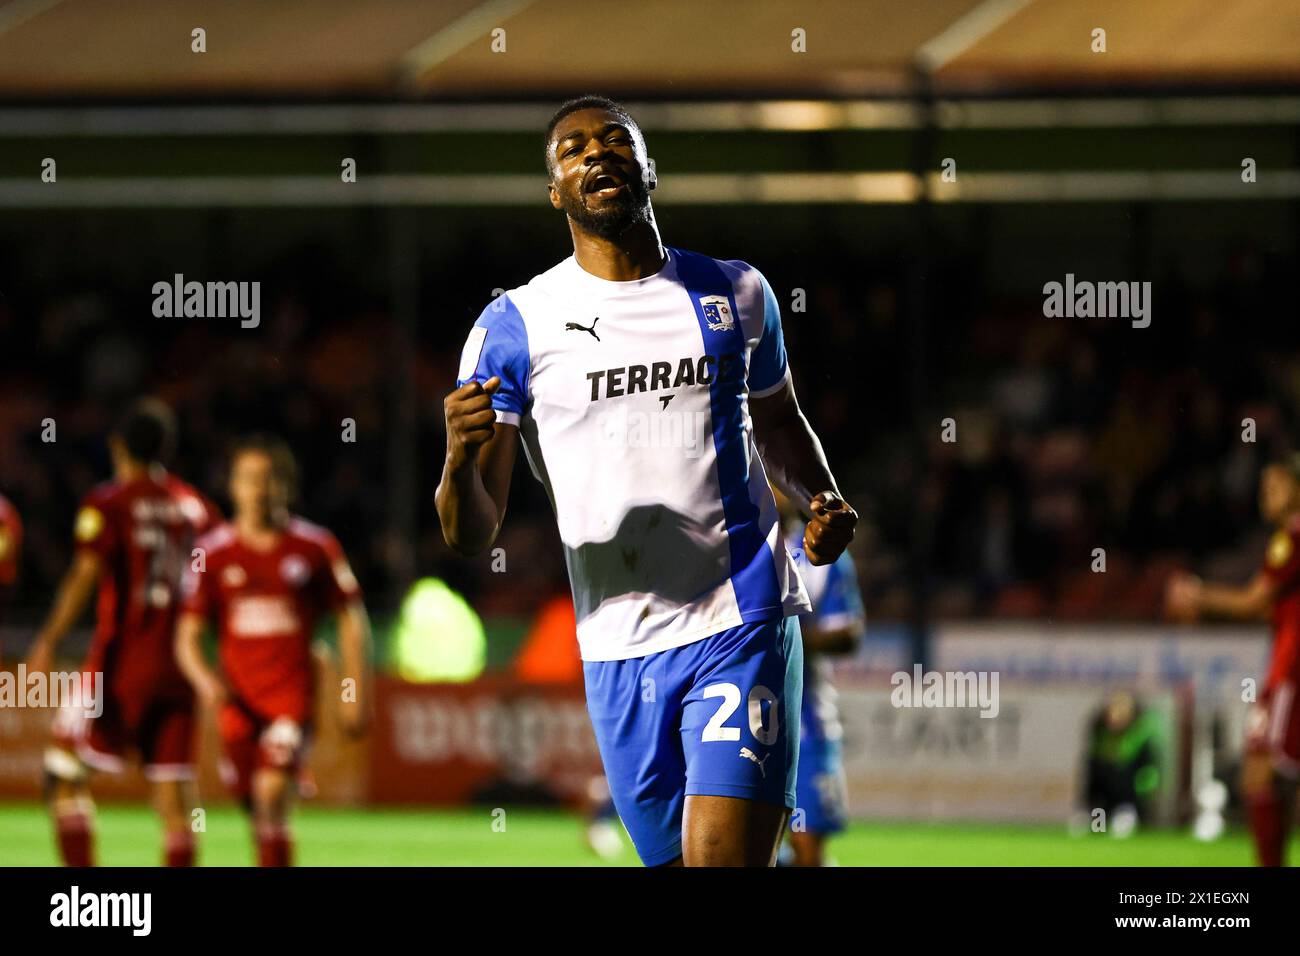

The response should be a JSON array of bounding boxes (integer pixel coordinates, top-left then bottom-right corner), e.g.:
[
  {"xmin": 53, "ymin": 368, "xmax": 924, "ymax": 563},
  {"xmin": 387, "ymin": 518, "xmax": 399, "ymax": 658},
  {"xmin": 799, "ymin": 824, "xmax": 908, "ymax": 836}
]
[
  {"xmin": 218, "ymin": 700, "xmax": 311, "ymax": 800},
  {"xmin": 52, "ymin": 690, "xmax": 196, "ymax": 782},
  {"xmin": 1246, "ymin": 681, "xmax": 1300, "ymax": 778}
]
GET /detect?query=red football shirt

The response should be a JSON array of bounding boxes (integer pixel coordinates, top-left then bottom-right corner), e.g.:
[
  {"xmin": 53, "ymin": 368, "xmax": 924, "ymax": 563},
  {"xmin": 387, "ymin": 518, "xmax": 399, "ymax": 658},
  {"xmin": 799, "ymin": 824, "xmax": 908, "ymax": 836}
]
[
  {"xmin": 182, "ymin": 516, "xmax": 361, "ymax": 723},
  {"xmin": 0, "ymin": 492, "xmax": 20, "ymax": 590},
  {"xmin": 75, "ymin": 471, "xmax": 220, "ymax": 699},
  {"xmin": 1261, "ymin": 513, "xmax": 1300, "ymax": 695},
  {"xmin": 0, "ymin": 493, "xmax": 21, "ymax": 667}
]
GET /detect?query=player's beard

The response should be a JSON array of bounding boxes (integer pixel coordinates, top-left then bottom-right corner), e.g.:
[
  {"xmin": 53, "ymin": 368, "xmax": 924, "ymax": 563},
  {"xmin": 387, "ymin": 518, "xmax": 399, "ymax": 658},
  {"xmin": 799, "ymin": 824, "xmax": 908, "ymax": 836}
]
[{"xmin": 562, "ymin": 176, "xmax": 652, "ymax": 240}]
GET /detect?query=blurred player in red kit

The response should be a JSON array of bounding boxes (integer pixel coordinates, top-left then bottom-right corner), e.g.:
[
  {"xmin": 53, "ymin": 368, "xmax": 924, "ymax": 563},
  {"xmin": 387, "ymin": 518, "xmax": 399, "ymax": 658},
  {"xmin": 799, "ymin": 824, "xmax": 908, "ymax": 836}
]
[
  {"xmin": 175, "ymin": 435, "xmax": 371, "ymax": 867},
  {"xmin": 26, "ymin": 399, "xmax": 220, "ymax": 867},
  {"xmin": 0, "ymin": 491, "xmax": 22, "ymax": 666},
  {"xmin": 1167, "ymin": 453, "xmax": 1300, "ymax": 866}
]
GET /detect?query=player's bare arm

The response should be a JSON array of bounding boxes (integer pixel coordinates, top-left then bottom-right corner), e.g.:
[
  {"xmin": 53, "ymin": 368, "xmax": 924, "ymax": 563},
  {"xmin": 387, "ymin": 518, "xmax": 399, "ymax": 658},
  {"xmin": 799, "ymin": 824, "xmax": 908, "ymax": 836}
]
[
  {"xmin": 750, "ymin": 378, "xmax": 857, "ymax": 566},
  {"xmin": 335, "ymin": 599, "xmax": 373, "ymax": 738},
  {"xmin": 436, "ymin": 376, "xmax": 517, "ymax": 555},
  {"xmin": 1165, "ymin": 570, "xmax": 1276, "ymax": 623},
  {"xmin": 174, "ymin": 610, "xmax": 227, "ymax": 710},
  {"xmin": 26, "ymin": 550, "xmax": 101, "ymax": 674}
]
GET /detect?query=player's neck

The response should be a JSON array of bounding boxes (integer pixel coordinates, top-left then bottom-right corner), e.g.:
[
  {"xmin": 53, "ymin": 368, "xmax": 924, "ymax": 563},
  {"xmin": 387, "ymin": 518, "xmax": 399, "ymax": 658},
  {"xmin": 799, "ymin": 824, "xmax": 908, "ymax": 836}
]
[
  {"xmin": 570, "ymin": 221, "xmax": 665, "ymax": 282},
  {"xmin": 115, "ymin": 459, "xmax": 154, "ymax": 483},
  {"xmin": 235, "ymin": 511, "xmax": 287, "ymax": 547}
]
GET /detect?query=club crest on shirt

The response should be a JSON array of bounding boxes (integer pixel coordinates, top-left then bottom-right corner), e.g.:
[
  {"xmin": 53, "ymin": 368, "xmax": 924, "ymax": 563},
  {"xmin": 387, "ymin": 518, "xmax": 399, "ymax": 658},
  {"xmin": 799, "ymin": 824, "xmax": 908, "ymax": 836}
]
[
  {"xmin": 222, "ymin": 564, "xmax": 247, "ymax": 588},
  {"xmin": 280, "ymin": 554, "xmax": 311, "ymax": 586},
  {"xmin": 74, "ymin": 507, "xmax": 103, "ymax": 543},
  {"xmin": 1268, "ymin": 529, "xmax": 1293, "ymax": 568},
  {"xmin": 698, "ymin": 295, "xmax": 734, "ymax": 332}
]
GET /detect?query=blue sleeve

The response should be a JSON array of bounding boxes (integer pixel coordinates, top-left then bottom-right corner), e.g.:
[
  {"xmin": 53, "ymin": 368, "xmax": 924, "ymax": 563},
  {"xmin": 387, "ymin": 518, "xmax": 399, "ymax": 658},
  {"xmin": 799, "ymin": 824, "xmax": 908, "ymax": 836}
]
[
  {"xmin": 747, "ymin": 269, "xmax": 789, "ymax": 397},
  {"xmin": 456, "ymin": 294, "xmax": 531, "ymax": 421},
  {"xmin": 814, "ymin": 550, "xmax": 866, "ymax": 634}
]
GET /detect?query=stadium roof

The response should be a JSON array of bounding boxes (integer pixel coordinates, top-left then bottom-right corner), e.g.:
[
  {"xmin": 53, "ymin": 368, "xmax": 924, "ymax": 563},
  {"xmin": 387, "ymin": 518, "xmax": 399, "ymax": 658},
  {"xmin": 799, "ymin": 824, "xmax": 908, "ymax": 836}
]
[{"xmin": 0, "ymin": 0, "xmax": 1297, "ymax": 100}]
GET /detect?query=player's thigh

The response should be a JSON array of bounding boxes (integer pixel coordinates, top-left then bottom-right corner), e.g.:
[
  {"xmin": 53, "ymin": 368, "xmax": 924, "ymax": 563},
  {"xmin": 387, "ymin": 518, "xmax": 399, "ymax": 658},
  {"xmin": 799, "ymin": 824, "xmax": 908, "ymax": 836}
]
[
  {"xmin": 680, "ymin": 616, "xmax": 802, "ymax": 809},
  {"xmin": 217, "ymin": 704, "xmax": 261, "ymax": 802},
  {"xmin": 678, "ymin": 617, "xmax": 803, "ymax": 866},
  {"xmin": 682, "ymin": 793, "xmax": 789, "ymax": 867},
  {"xmin": 1267, "ymin": 681, "xmax": 1300, "ymax": 780},
  {"xmin": 140, "ymin": 698, "xmax": 198, "ymax": 785},
  {"xmin": 250, "ymin": 766, "xmax": 295, "ymax": 820},
  {"xmin": 583, "ymin": 654, "xmax": 689, "ymax": 867},
  {"xmin": 1245, "ymin": 686, "xmax": 1300, "ymax": 793},
  {"xmin": 1241, "ymin": 747, "xmax": 1275, "ymax": 799},
  {"xmin": 151, "ymin": 778, "xmax": 196, "ymax": 829}
]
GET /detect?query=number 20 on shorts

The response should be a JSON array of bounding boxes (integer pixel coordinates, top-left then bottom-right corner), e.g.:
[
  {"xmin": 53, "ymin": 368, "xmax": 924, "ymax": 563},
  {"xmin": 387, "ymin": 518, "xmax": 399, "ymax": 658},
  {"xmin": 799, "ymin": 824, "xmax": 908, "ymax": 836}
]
[{"xmin": 701, "ymin": 683, "xmax": 780, "ymax": 745}]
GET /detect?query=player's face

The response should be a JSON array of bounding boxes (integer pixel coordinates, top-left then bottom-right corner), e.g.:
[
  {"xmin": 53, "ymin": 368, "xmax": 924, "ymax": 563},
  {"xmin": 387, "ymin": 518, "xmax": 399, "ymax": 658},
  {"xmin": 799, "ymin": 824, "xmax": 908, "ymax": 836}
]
[
  {"xmin": 547, "ymin": 108, "xmax": 652, "ymax": 239},
  {"xmin": 1104, "ymin": 692, "xmax": 1134, "ymax": 730},
  {"xmin": 1260, "ymin": 465, "xmax": 1298, "ymax": 523},
  {"xmin": 230, "ymin": 450, "xmax": 288, "ymax": 523}
]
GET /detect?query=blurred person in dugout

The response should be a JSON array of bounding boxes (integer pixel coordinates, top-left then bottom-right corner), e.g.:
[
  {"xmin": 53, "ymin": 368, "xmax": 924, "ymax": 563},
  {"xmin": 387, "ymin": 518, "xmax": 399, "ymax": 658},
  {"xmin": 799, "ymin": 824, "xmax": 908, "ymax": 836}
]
[
  {"xmin": 514, "ymin": 588, "xmax": 623, "ymax": 858},
  {"xmin": 1074, "ymin": 690, "xmax": 1160, "ymax": 838}
]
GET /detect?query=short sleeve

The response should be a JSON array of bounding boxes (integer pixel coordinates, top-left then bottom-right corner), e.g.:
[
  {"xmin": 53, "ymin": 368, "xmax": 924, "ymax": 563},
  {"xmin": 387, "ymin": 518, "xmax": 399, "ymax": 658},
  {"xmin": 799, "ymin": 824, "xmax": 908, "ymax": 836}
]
[
  {"xmin": 1262, "ymin": 526, "xmax": 1300, "ymax": 590},
  {"xmin": 814, "ymin": 550, "xmax": 866, "ymax": 635},
  {"xmin": 171, "ymin": 481, "xmax": 222, "ymax": 543},
  {"xmin": 747, "ymin": 269, "xmax": 789, "ymax": 398},
  {"xmin": 317, "ymin": 533, "xmax": 362, "ymax": 610},
  {"xmin": 73, "ymin": 493, "xmax": 118, "ymax": 560},
  {"xmin": 180, "ymin": 556, "xmax": 214, "ymax": 617},
  {"xmin": 456, "ymin": 294, "xmax": 531, "ymax": 427},
  {"xmin": 188, "ymin": 490, "xmax": 222, "ymax": 538}
]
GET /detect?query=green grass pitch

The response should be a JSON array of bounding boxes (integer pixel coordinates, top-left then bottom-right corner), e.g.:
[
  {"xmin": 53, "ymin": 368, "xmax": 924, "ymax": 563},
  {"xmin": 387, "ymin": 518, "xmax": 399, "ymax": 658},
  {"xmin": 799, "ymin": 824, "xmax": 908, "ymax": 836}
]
[{"xmin": 0, "ymin": 802, "xmax": 1289, "ymax": 866}]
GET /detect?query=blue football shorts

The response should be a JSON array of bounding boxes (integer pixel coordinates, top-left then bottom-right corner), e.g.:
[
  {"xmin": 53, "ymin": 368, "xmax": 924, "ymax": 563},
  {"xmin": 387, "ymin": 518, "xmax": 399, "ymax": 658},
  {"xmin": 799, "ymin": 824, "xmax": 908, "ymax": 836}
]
[
  {"xmin": 582, "ymin": 615, "xmax": 804, "ymax": 866},
  {"xmin": 794, "ymin": 732, "xmax": 848, "ymax": 836}
]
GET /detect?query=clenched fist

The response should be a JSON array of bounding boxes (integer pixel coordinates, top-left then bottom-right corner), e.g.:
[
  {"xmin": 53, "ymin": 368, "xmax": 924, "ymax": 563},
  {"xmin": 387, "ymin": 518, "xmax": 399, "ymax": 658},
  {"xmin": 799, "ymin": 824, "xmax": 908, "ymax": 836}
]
[
  {"xmin": 445, "ymin": 376, "xmax": 501, "ymax": 467},
  {"xmin": 803, "ymin": 491, "xmax": 857, "ymax": 566}
]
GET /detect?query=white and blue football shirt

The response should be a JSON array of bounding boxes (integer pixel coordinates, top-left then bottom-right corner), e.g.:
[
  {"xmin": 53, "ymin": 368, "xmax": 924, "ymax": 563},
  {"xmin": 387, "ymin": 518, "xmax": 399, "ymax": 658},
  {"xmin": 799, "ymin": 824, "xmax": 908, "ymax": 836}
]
[
  {"xmin": 787, "ymin": 527, "xmax": 867, "ymax": 743},
  {"xmin": 457, "ymin": 246, "xmax": 810, "ymax": 661},
  {"xmin": 794, "ymin": 538, "xmax": 866, "ymax": 637}
]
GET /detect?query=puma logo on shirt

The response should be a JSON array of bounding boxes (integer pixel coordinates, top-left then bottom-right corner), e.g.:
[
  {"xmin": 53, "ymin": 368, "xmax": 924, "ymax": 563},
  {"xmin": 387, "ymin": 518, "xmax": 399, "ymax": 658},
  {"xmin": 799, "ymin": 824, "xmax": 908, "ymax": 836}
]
[{"xmin": 565, "ymin": 317, "xmax": 600, "ymax": 341}]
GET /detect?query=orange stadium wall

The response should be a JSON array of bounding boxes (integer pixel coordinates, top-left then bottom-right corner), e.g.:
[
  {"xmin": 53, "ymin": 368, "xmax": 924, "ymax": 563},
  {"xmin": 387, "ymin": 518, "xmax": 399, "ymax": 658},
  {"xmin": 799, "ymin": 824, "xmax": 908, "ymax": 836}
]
[
  {"xmin": 367, "ymin": 676, "xmax": 601, "ymax": 806},
  {"xmin": 0, "ymin": 669, "xmax": 600, "ymax": 808},
  {"xmin": 0, "ymin": 653, "xmax": 367, "ymax": 805}
]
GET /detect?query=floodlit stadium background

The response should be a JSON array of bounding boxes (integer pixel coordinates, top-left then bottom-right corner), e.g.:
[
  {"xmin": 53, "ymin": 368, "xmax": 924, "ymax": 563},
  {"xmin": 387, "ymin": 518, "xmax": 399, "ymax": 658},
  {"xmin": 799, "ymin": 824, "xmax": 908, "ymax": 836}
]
[{"xmin": 2, "ymin": 0, "xmax": 1299, "ymax": 864}]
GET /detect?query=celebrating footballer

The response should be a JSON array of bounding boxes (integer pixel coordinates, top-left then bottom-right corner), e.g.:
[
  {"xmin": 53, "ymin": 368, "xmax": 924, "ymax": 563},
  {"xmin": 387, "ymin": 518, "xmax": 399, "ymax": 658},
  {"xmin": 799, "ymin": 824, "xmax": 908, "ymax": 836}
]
[{"xmin": 437, "ymin": 96, "xmax": 857, "ymax": 867}]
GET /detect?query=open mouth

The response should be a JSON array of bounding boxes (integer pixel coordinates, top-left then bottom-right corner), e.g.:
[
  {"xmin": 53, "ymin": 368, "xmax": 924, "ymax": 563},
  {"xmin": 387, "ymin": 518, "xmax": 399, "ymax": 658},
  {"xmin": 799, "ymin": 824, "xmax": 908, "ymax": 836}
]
[{"xmin": 585, "ymin": 167, "xmax": 627, "ymax": 199}]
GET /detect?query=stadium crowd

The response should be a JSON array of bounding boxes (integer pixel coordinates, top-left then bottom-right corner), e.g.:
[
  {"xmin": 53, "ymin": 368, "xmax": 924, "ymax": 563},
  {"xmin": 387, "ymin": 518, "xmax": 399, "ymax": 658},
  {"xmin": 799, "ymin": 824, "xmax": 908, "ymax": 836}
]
[{"xmin": 0, "ymin": 228, "xmax": 1293, "ymax": 630}]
